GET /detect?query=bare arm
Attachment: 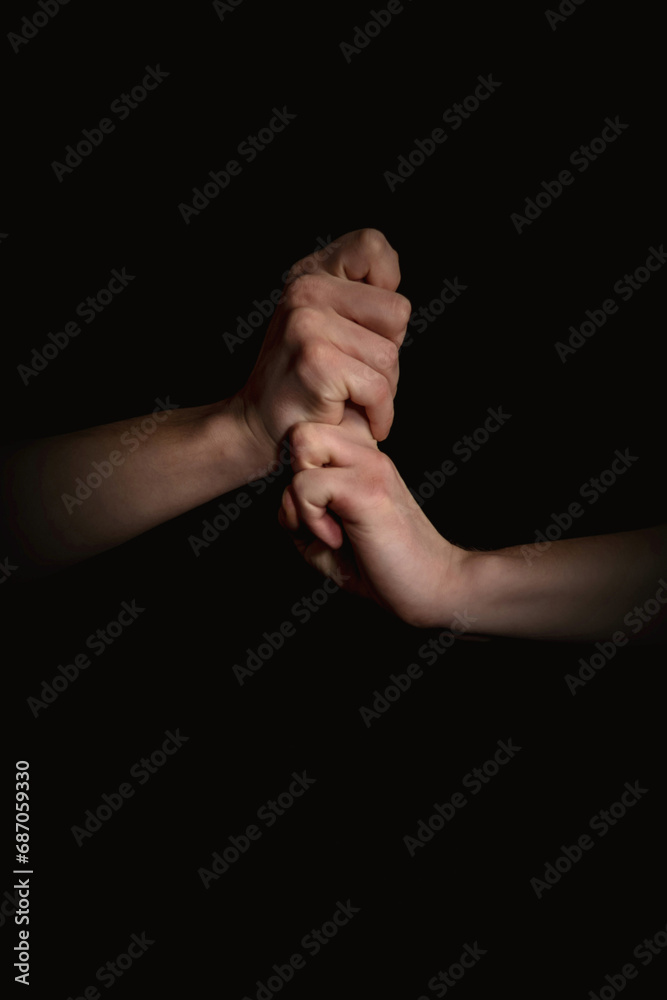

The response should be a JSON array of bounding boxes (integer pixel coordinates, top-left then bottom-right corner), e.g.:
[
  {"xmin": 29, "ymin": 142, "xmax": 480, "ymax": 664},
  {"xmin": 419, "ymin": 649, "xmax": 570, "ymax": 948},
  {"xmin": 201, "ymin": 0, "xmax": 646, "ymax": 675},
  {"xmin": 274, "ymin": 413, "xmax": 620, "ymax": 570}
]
[
  {"xmin": 279, "ymin": 408, "xmax": 667, "ymax": 642},
  {"xmin": 454, "ymin": 526, "xmax": 667, "ymax": 641},
  {"xmin": 0, "ymin": 396, "xmax": 258, "ymax": 572},
  {"xmin": 1, "ymin": 230, "xmax": 410, "ymax": 575}
]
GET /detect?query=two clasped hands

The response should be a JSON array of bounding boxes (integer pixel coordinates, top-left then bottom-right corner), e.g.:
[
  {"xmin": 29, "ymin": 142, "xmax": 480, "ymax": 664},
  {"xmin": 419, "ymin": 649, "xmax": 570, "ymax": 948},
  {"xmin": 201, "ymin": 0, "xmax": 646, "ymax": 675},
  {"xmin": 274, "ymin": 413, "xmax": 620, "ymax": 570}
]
[
  {"xmin": 244, "ymin": 230, "xmax": 667, "ymax": 642},
  {"xmin": 3, "ymin": 230, "xmax": 665, "ymax": 641},
  {"xmin": 243, "ymin": 228, "xmax": 458, "ymax": 632}
]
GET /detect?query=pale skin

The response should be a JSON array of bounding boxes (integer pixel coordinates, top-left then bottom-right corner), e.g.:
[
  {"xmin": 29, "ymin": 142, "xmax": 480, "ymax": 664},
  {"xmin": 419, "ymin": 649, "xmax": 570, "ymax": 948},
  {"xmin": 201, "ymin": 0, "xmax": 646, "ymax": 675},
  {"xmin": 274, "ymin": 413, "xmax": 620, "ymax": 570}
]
[
  {"xmin": 4, "ymin": 227, "xmax": 664, "ymax": 642},
  {"xmin": 279, "ymin": 408, "xmax": 667, "ymax": 642},
  {"xmin": 0, "ymin": 229, "xmax": 411, "ymax": 572}
]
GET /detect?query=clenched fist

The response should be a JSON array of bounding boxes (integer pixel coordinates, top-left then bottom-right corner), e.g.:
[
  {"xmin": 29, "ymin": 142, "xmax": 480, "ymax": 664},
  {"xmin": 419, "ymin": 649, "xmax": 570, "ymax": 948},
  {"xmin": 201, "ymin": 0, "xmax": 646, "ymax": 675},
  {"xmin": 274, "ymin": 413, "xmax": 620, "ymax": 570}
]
[
  {"xmin": 278, "ymin": 406, "xmax": 467, "ymax": 629},
  {"xmin": 234, "ymin": 229, "xmax": 412, "ymax": 475}
]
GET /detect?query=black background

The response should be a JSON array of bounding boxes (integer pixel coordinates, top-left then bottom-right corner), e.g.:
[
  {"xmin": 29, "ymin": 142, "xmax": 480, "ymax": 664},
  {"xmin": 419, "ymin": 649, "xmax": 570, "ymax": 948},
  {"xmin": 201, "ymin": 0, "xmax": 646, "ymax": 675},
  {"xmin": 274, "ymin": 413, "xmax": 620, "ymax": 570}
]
[{"xmin": 3, "ymin": 1, "xmax": 666, "ymax": 997}]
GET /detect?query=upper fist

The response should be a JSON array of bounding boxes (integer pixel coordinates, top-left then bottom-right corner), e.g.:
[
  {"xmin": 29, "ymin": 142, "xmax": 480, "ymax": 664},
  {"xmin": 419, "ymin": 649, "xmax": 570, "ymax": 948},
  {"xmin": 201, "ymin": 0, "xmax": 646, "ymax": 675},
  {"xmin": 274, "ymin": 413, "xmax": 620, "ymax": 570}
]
[{"xmin": 235, "ymin": 229, "xmax": 411, "ymax": 474}]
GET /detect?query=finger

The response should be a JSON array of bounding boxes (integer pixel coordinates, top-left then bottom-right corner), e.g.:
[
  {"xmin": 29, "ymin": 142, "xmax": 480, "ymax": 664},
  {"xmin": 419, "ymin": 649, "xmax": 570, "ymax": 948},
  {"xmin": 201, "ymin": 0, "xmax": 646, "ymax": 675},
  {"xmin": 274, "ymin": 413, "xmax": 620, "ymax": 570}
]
[
  {"xmin": 279, "ymin": 486, "xmax": 343, "ymax": 552},
  {"xmin": 289, "ymin": 415, "xmax": 375, "ymax": 474},
  {"xmin": 336, "ymin": 351, "xmax": 394, "ymax": 441},
  {"xmin": 325, "ymin": 276, "xmax": 411, "ymax": 345},
  {"xmin": 340, "ymin": 404, "xmax": 374, "ymax": 436},
  {"xmin": 288, "ymin": 467, "xmax": 347, "ymax": 549},
  {"xmin": 281, "ymin": 272, "xmax": 410, "ymax": 346},
  {"xmin": 285, "ymin": 531, "xmax": 363, "ymax": 593},
  {"xmin": 295, "ymin": 308, "xmax": 400, "ymax": 398},
  {"xmin": 280, "ymin": 477, "xmax": 344, "ymax": 551},
  {"xmin": 321, "ymin": 229, "xmax": 401, "ymax": 291},
  {"xmin": 300, "ymin": 340, "xmax": 394, "ymax": 441},
  {"xmin": 280, "ymin": 484, "xmax": 301, "ymax": 532}
]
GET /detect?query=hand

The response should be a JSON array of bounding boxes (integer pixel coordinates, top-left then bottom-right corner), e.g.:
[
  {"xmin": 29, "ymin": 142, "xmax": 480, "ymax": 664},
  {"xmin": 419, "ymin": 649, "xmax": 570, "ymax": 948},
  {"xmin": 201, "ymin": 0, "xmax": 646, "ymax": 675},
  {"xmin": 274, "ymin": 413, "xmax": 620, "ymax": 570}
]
[
  {"xmin": 278, "ymin": 406, "xmax": 467, "ymax": 628},
  {"xmin": 234, "ymin": 229, "xmax": 412, "ymax": 475}
]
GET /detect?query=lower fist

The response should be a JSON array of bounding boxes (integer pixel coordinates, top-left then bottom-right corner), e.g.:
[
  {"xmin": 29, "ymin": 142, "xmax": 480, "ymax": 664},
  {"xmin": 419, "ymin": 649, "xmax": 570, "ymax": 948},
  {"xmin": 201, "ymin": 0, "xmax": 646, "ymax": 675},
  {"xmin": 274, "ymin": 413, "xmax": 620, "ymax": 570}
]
[{"xmin": 279, "ymin": 407, "xmax": 464, "ymax": 628}]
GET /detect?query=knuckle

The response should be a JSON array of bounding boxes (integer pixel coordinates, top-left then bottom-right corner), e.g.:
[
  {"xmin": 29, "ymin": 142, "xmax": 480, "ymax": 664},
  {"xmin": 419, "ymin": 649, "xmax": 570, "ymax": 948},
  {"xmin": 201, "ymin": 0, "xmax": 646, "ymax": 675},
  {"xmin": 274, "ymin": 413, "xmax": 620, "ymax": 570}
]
[
  {"xmin": 281, "ymin": 279, "xmax": 300, "ymax": 309},
  {"xmin": 377, "ymin": 338, "xmax": 399, "ymax": 371},
  {"xmin": 290, "ymin": 468, "xmax": 310, "ymax": 499},
  {"xmin": 299, "ymin": 335, "xmax": 330, "ymax": 374},
  {"xmin": 290, "ymin": 421, "xmax": 317, "ymax": 455},
  {"xmin": 357, "ymin": 227, "xmax": 389, "ymax": 256},
  {"xmin": 285, "ymin": 306, "xmax": 321, "ymax": 347},
  {"xmin": 367, "ymin": 367, "xmax": 391, "ymax": 400},
  {"xmin": 393, "ymin": 293, "xmax": 412, "ymax": 328}
]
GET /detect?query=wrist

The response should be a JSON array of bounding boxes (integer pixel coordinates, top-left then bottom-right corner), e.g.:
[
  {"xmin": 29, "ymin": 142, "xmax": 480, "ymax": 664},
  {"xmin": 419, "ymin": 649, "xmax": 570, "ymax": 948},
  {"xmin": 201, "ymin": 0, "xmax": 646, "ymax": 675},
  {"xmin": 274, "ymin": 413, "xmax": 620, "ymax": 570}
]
[
  {"xmin": 434, "ymin": 546, "xmax": 543, "ymax": 639},
  {"xmin": 206, "ymin": 394, "xmax": 276, "ymax": 489},
  {"xmin": 427, "ymin": 543, "xmax": 487, "ymax": 632}
]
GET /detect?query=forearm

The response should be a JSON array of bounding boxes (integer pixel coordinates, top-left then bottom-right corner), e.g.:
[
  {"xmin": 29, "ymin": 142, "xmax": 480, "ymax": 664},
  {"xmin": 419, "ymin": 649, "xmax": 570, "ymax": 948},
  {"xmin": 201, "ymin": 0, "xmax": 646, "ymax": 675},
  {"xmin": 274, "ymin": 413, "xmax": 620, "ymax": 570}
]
[
  {"xmin": 1, "ymin": 395, "xmax": 265, "ymax": 572},
  {"xmin": 447, "ymin": 526, "xmax": 667, "ymax": 641}
]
